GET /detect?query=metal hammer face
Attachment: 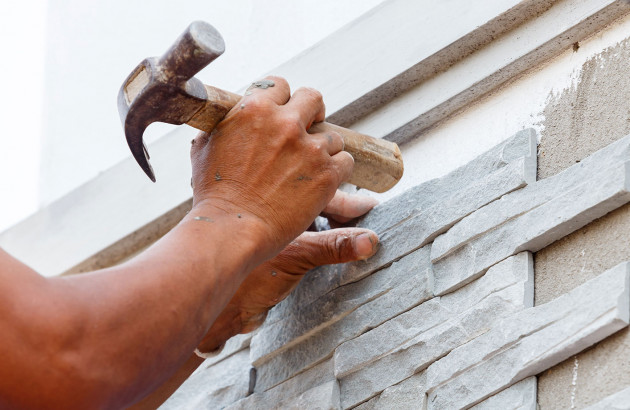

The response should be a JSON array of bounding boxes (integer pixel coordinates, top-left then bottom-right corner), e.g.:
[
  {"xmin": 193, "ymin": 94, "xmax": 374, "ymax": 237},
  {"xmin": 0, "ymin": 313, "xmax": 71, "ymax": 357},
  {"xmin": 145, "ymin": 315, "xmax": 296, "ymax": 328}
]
[{"xmin": 118, "ymin": 21, "xmax": 225, "ymax": 182}]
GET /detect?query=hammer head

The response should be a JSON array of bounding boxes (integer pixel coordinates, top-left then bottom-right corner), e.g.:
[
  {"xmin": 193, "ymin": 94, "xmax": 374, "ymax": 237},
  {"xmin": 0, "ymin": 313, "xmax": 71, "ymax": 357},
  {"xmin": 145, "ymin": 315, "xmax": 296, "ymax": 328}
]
[{"xmin": 118, "ymin": 21, "xmax": 225, "ymax": 181}]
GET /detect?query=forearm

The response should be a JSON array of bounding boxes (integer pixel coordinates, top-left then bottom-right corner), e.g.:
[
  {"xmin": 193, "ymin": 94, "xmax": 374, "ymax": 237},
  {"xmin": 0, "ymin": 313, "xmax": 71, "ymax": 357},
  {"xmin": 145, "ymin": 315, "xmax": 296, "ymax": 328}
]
[
  {"xmin": 128, "ymin": 354, "xmax": 204, "ymax": 410},
  {"xmin": 0, "ymin": 205, "xmax": 268, "ymax": 409}
]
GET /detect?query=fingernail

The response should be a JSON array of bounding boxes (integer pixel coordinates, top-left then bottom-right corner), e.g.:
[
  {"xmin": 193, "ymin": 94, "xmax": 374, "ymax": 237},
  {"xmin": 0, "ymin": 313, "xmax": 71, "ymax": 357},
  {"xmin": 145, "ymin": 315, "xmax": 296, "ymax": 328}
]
[{"xmin": 355, "ymin": 232, "xmax": 379, "ymax": 259}]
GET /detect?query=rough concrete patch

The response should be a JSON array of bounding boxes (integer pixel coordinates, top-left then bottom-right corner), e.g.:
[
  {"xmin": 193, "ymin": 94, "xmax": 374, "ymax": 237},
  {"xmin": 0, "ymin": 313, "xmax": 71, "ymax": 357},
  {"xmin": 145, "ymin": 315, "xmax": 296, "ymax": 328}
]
[
  {"xmin": 538, "ymin": 38, "xmax": 630, "ymax": 180},
  {"xmin": 535, "ymin": 204, "xmax": 630, "ymax": 409},
  {"xmin": 537, "ymin": 328, "xmax": 630, "ymax": 409},
  {"xmin": 535, "ymin": 203, "xmax": 630, "ymax": 305},
  {"xmin": 536, "ymin": 34, "xmax": 630, "ymax": 409}
]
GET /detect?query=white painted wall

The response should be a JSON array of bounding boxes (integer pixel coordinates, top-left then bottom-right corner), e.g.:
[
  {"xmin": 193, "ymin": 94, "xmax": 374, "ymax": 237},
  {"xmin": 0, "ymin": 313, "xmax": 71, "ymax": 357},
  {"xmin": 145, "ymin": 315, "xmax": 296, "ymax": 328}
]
[
  {"xmin": 368, "ymin": 12, "xmax": 630, "ymax": 204},
  {"xmin": 38, "ymin": 0, "xmax": 385, "ymax": 207},
  {"xmin": 0, "ymin": 2, "xmax": 47, "ymax": 233}
]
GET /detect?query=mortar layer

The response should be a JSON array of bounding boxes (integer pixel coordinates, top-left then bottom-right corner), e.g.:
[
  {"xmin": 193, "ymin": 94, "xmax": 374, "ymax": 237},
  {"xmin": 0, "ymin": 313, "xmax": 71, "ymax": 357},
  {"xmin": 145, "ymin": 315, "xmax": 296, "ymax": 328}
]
[{"xmin": 536, "ymin": 36, "xmax": 630, "ymax": 408}]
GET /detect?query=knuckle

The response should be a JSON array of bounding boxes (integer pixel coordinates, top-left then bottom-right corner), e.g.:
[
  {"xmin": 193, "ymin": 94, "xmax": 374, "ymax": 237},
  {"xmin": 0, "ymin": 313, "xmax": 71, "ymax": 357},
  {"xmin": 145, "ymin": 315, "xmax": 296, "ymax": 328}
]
[
  {"xmin": 279, "ymin": 112, "xmax": 304, "ymax": 137},
  {"xmin": 246, "ymin": 96, "xmax": 274, "ymax": 112},
  {"xmin": 308, "ymin": 144, "xmax": 324, "ymax": 159},
  {"xmin": 297, "ymin": 87, "xmax": 323, "ymax": 103},
  {"xmin": 318, "ymin": 234, "xmax": 342, "ymax": 261},
  {"xmin": 328, "ymin": 131, "xmax": 343, "ymax": 148},
  {"xmin": 266, "ymin": 75, "xmax": 289, "ymax": 89}
]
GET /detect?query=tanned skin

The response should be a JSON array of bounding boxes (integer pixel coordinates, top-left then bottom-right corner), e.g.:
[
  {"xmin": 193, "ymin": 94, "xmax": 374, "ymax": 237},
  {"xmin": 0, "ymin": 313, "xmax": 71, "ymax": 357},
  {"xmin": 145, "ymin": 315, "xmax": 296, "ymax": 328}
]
[{"xmin": 0, "ymin": 76, "xmax": 379, "ymax": 409}]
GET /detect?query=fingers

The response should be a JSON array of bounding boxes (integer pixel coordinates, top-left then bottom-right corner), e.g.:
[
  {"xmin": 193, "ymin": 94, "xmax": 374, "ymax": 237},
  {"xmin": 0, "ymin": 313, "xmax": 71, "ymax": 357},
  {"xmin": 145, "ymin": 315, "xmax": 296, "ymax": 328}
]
[
  {"xmin": 285, "ymin": 87, "xmax": 326, "ymax": 128},
  {"xmin": 280, "ymin": 228, "xmax": 379, "ymax": 269},
  {"xmin": 244, "ymin": 75, "xmax": 291, "ymax": 106},
  {"xmin": 330, "ymin": 151, "xmax": 355, "ymax": 185},
  {"xmin": 323, "ymin": 191, "xmax": 379, "ymax": 223},
  {"xmin": 309, "ymin": 130, "xmax": 344, "ymax": 156},
  {"xmin": 190, "ymin": 131, "xmax": 210, "ymax": 154}
]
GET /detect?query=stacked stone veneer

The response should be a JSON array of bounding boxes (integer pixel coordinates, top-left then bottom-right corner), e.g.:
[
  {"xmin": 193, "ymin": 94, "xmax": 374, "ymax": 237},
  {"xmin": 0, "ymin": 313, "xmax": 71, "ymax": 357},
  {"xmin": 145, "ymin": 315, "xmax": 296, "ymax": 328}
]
[{"xmin": 163, "ymin": 129, "xmax": 630, "ymax": 409}]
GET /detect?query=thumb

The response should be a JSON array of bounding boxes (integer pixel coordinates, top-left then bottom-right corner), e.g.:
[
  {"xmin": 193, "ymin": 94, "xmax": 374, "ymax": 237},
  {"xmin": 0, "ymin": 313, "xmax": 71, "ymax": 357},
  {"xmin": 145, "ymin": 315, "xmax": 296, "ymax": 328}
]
[{"xmin": 278, "ymin": 228, "xmax": 379, "ymax": 272}]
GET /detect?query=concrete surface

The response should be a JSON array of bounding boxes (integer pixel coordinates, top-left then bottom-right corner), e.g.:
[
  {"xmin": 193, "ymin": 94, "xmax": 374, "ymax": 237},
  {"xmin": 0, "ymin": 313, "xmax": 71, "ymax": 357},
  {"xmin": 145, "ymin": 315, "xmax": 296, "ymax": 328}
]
[{"xmin": 535, "ymin": 35, "xmax": 630, "ymax": 409}]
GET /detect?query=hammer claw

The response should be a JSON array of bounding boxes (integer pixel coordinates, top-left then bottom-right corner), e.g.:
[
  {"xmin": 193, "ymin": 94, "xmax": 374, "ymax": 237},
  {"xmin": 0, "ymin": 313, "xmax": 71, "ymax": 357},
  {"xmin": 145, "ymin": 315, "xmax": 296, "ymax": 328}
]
[
  {"xmin": 119, "ymin": 21, "xmax": 404, "ymax": 192},
  {"xmin": 127, "ymin": 130, "xmax": 156, "ymax": 182}
]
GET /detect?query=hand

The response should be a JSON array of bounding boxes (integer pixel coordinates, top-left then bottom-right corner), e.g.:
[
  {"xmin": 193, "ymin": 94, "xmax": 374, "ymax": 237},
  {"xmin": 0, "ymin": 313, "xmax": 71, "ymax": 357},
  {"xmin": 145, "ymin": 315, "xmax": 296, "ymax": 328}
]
[
  {"xmin": 190, "ymin": 76, "xmax": 355, "ymax": 259},
  {"xmin": 197, "ymin": 192, "xmax": 378, "ymax": 353}
]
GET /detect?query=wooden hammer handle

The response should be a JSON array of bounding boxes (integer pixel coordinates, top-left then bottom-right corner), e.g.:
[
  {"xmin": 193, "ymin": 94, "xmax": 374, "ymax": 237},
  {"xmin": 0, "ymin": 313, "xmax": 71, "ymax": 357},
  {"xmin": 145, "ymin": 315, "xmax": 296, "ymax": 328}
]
[{"xmin": 187, "ymin": 85, "xmax": 403, "ymax": 193}]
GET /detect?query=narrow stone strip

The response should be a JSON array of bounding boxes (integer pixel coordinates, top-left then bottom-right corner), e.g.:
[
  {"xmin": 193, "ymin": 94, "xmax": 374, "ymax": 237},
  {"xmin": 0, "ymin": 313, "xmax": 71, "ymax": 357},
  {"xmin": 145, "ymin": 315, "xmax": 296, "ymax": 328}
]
[
  {"xmin": 160, "ymin": 349, "xmax": 251, "ymax": 410},
  {"xmin": 334, "ymin": 253, "xmax": 532, "ymax": 379},
  {"xmin": 250, "ymin": 247, "xmax": 431, "ymax": 365},
  {"xmin": 471, "ymin": 377, "xmax": 537, "ymax": 410},
  {"xmin": 339, "ymin": 283, "xmax": 531, "ymax": 408},
  {"xmin": 426, "ymin": 262, "xmax": 630, "ymax": 409},
  {"xmin": 226, "ymin": 359, "xmax": 335, "ymax": 410},
  {"xmin": 261, "ymin": 130, "xmax": 536, "ymax": 331},
  {"xmin": 358, "ymin": 129, "xmax": 537, "ymax": 235},
  {"xmin": 583, "ymin": 386, "xmax": 630, "ymax": 410},
  {"xmin": 254, "ymin": 267, "xmax": 433, "ymax": 392},
  {"xmin": 433, "ymin": 161, "xmax": 630, "ymax": 295},
  {"xmin": 339, "ymin": 137, "xmax": 535, "ymax": 288},
  {"xmin": 432, "ymin": 133, "xmax": 630, "ymax": 263}
]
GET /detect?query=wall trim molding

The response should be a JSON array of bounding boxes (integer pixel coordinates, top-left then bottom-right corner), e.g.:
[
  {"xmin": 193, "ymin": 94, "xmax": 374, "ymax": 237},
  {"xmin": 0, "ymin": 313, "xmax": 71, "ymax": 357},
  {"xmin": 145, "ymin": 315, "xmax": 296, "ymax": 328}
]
[{"xmin": 2, "ymin": 0, "xmax": 628, "ymax": 276}]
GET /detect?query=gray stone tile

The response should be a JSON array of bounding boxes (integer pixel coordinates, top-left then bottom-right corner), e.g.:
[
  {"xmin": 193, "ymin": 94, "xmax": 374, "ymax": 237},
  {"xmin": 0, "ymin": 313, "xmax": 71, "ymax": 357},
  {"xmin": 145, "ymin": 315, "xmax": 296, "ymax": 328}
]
[
  {"xmin": 433, "ymin": 161, "xmax": 630, "ymax": 295},
  {"xmin": 426, "ymin": 262, "xmax": 630, "ymax": 409},
  {"xmin": 334, "ymin": 253, "xmax": 532, "ymax": 379},
  {"xmin": 471, "ymin": 377, "xmax": 537, "ymax": 410},
  {"xmin": 254, "ymin": 266, "xmax": 433, "ymax": 392},
  {"xmin": 226, "ymin": 359, "xmax": 334, "ymax": 409},
  {"xmin": 432, "ymin": 133, "xmax": 630, "ymax": 263},
  {"xmin": 355, "ymin": 373, "xmax": 427, "ymax": 410},
  {"xmin": 584, "ymin": 386, "xmax": 630, "ymax": 410},
  {"xmin": 339, "ymin": 283, "xmax": 531, "ymax": 408},
  {"xmin": 338, "ymin": 131, "xmax": 535, "ymax": 288},
  {"xmin": 250, "ymin": 246, "xmax": 431, "ymax": 365},
  {"xmin": 358, "ymin": 128, "xmax": 537, "ymax": 235},
  {"xmin": 160, "ymin": 349, "xmax": 251, "ymax": 410}
]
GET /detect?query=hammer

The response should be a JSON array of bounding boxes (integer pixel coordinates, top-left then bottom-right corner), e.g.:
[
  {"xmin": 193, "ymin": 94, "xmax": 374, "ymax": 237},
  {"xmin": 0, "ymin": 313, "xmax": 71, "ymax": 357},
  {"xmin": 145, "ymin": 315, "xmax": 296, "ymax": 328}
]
[{"xmin": 118, "ymin": 21, "xmax": 403, "ymax": 193}]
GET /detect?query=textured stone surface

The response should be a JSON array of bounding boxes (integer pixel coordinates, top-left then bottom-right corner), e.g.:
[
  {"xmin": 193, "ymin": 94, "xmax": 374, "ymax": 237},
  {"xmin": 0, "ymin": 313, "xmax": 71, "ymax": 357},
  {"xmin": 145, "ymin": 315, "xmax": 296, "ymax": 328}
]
[
  {"xmin": 426, "ymin": 263, "xmax": 630, "ymax": 409},
  {"xmin": 359, "ymin": 377, "xmax": 539, "ymax": 410},
  {"xmin": 250, "ymin": 246, "xmax": 431, "ymax": 365},
  {"xmin": 160, "ymin": 349, "xmax": 251, "ymax": 410},
  {"xmin": 201, "ymin": 333, "xmax": 252, "ymax": 368},
  {"xmin": 433, "ymin": 161, "xmax": 630, "ymax": 295},
  {"xmin": 262, "ymin": 129, "xmax": 536, "ymax": 331},
  {"xmin": 358, "ymin": 128, "xmax": 536, "ymax": 235},
  {"xmin": 538, "ymin": 40, "xmax": 630, "ymax": 181},
  {"xmin": 255, "ymin": 266, "xmax": 433, "ymax": 391},
  {"xmin": 340, "ymin": 284, "xmax": 531, "ymax": 408},
  {"xmin": 432, "ymin": 133, "xmax": 630, "ymax": 263},
  {"xmin": 226, "ymin": 359, "xmax": 334, "ymax": 409},
  {"xmin": 532, "ymin": 37, "xmax": 630, "ymax": 409},
  {"xmin": 273, "ymin": 380, "xmax": 341, "ymax": 410},
  {"xmin": 535, "ymin": 205, "xmax": 630, "ymax": 408},
  {"xmin": 337, "ymin": 131, "xmax": 535, "ymax": 288},
  {"xmin": 334, "ymin": 253, "xmax": 533, "ymax": 379},
  {"xmin": 471, "ymin": 377, "xmax": 537, "ymax": 410},
  {"xmin": 355, "ymin": 372, "xmax": 427, "ymax": 410},
  {"xmin": 584, "ymin": 386, "xmax": 630, "ymax": 410}
]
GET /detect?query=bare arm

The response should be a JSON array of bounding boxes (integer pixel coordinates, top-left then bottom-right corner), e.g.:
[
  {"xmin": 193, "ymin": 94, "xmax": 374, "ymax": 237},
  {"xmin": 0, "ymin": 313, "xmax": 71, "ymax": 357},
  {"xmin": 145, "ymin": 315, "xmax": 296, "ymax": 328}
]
[
  {"xmin": 0, "ymin": 204, "xmax": 270, "ymax": 409},
  {"xmin": 131, "ymin": 192, "xmax": 379, "ymax": 409},
  {"xmin": 0, "ymin": 76, "xmax": 358, "ymax": 409}
]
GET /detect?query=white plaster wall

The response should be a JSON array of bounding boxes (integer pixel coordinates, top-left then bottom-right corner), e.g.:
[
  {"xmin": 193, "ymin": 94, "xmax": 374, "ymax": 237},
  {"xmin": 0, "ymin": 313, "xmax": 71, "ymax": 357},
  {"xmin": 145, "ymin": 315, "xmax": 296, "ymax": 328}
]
[
  {"xmin": 0, "ymin": 2, "xmax": 47, "ymax": 233},
  {"xmin": 369, "ymin": 12, "xmax": 630, "ymax": 204},
  {"xmin": 39, "ymin": 0, "xmax": 385, "ymax": 206}
]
